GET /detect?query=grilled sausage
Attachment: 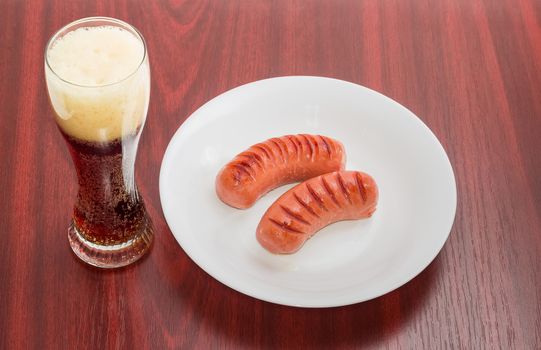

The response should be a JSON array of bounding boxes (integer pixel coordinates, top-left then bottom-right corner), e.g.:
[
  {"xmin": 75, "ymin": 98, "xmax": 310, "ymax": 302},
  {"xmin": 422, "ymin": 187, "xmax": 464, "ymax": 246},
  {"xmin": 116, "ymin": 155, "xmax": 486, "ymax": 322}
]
[
  {"xmin": 256, "ymin": 170, "xmax": 378, "ymax": 254},
  {"xmin": 216, "ymin": 134, "xmax": 346, "ymax": 209}
]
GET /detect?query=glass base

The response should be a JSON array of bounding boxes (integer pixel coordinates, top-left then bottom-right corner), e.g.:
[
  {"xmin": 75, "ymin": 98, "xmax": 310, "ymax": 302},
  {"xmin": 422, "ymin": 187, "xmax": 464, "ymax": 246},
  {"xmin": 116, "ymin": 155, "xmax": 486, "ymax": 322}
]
[{"xmin": 68, "ymin": 221, "xmax": 153, "ymax": 268}]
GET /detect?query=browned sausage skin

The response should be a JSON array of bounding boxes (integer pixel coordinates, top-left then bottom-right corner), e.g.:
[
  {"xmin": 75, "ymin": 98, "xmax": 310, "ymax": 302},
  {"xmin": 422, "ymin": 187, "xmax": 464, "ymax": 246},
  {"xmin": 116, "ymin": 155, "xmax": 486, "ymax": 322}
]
[
  {"xmin": 256, "ymin": 170, "xmax": 378, "ymax": 254},
  {"xmin": 216, "ymin": 135, "xmax": 346, "ymax": 209}
]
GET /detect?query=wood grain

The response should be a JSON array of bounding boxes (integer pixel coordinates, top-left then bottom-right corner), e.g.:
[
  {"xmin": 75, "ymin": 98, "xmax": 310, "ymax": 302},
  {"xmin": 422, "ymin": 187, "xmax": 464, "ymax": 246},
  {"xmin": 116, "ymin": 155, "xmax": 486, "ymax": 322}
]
[{"xmin": 1, "ymin": 0, "xmax": 540, "ymax": 348}]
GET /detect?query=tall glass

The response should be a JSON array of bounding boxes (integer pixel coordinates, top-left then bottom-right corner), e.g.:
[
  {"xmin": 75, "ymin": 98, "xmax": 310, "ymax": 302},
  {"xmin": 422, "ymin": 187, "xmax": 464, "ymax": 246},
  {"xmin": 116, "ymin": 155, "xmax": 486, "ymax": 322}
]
[{"xmin": 44, "ymin": 17, "xmax": 154, "ymax": 268}]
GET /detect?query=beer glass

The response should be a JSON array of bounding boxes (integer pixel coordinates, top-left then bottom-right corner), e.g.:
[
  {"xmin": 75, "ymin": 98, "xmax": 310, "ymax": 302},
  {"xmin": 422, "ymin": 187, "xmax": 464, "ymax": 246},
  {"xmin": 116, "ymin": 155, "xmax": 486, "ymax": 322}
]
[{"xmin": 45, "ymin": 17, "xmax": 154, "ymax": 268}]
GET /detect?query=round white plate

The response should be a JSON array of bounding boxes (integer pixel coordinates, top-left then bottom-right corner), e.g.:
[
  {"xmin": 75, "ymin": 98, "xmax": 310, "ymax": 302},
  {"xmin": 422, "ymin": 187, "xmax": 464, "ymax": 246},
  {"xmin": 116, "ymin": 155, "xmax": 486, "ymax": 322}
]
[{"xmin": 159, "ymin": 76, "xmax": 456, "ymax": 307}]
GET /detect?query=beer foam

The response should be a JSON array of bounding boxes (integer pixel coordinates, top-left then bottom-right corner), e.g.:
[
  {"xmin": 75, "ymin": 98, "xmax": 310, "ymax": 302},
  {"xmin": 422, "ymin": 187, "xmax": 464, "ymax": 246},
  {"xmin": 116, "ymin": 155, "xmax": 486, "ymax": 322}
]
[{"xmin": 45, "ymin": 26, "xmax": 149, "ymax": 142}]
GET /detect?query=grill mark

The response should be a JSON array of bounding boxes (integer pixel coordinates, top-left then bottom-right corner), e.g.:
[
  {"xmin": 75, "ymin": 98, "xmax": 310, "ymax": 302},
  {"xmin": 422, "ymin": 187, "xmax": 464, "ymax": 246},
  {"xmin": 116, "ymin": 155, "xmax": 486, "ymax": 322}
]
[
  {"xmin": 321, "ymin": 176, "xmax": 341, "ymax": 208},
  {"xmin": 355, "ymin": 172, "xmax": 367, "ymax": 203},
  {"xmin": 293, "ymin": 192, "xmax": 320, "ymax": 218},
  {"xmin": 306, "ymin": 182, "xmax": 328, "ymax": 212},
  {"xmin": 260, "ymin": 143, "xmax": 275, "ymax": 161},
  {"xmin": 253, "ymin": 145, "xmax": 271, "ymax": 160},
  {"xmin": 307, "ymin": 134, "xmax": 319, "ymax": 157},
  {"xmin": 239, "ymin": 151, "xmax": 264, "ymax": 169},
  {"xmin": 280, "ymin": 205, "xmax": 310, "ymax": 225},
  {"xmin": 232, "ymin": 163, "xmax": 255, "ymax": 181},
  {"xmin": 268, "ymin": 218, "xmax": 304, "ymax": 234},
  {"xmin": 319, "ymin": 135, "xmax": 332, "ymax": 157},
  {"xmin": 269, "ymin": 139, "xmax": 286, "ymax": 163},
  {"xmin": 286, "ymin": 135, "xmax": 300, "ymax": 160},
  {"xmin": 336, "ymin": 172, "xmax": 352, "ymax": 204},
  {"xmin": 292, "ymin": 135, "xmax": 304, "ymax": 158},
  {"xmin": 300, "ymin": 134, "xmax": 314, "ymax": 160},
  {"xmin": 235, "ymin": 160, "xmax": 256, "ymax": 176},
  {"xmin": 276, "ymin": 137, "xmax": 290, "ymax": 160}
]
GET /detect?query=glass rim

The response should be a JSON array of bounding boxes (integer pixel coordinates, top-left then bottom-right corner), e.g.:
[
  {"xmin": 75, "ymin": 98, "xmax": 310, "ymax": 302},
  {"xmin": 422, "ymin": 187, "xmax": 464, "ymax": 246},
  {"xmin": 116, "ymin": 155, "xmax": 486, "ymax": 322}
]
[{"xmin": 44, "ymin": 16, "xmax": 147, "ymax": 89}]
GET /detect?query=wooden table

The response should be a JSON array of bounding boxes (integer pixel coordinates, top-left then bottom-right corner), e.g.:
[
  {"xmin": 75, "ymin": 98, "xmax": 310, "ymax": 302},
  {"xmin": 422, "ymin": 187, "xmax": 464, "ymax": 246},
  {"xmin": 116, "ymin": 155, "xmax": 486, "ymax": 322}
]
[{"xmin": 1, "ymin": 0, "xmax": 540, "ymax": 348}]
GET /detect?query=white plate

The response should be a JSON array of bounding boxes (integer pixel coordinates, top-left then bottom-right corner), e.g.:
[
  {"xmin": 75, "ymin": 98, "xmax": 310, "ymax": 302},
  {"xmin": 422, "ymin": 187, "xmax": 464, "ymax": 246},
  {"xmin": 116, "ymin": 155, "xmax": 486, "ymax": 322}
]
[{"xmin": 159, "ymin": 76, "xmax": 456, "ymax": 307}]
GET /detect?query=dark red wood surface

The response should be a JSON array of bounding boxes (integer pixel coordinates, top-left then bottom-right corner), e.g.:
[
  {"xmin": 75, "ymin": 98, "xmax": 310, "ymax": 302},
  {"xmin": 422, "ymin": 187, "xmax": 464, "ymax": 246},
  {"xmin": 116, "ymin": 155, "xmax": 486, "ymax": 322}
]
[{"xmin": 1, "ymin": 0, "xmax": 540, "ymax": 348}]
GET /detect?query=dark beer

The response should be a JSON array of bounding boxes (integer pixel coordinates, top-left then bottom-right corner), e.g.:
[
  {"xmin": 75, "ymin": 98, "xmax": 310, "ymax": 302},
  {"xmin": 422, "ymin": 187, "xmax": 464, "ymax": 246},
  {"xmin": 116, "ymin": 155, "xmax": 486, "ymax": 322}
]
[{"xmin": 61, "ymin": 130, "xmax": 152, "ymax": 246}]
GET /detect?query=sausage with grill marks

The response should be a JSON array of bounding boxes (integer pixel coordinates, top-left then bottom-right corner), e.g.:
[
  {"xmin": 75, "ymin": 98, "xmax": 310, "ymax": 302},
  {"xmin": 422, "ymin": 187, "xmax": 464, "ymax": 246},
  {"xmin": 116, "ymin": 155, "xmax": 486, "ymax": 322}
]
[
  {"xmin": 215, "ymin": 134, "xmax": 346, "ymax": 209},
  {"xmin": 256, "ymin": 170, "xmax": 378, "ymax": 254}
]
